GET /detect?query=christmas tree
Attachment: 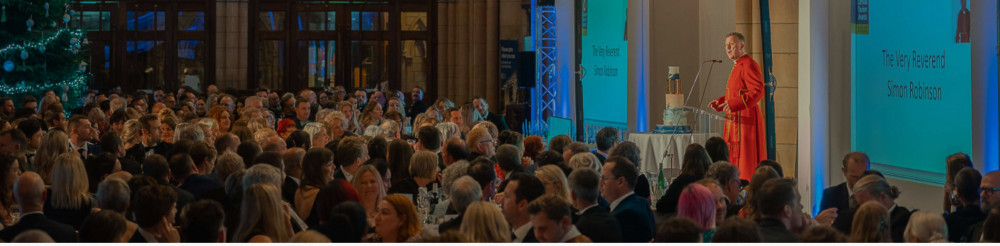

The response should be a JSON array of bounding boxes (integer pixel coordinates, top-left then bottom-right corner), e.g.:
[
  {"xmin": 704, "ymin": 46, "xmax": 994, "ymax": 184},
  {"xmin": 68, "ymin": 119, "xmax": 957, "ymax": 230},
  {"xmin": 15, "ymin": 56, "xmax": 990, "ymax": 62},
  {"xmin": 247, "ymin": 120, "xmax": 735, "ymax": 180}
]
[{"xmin": 0, "ymin": 0, "xmax": 89, "ymax": 110}]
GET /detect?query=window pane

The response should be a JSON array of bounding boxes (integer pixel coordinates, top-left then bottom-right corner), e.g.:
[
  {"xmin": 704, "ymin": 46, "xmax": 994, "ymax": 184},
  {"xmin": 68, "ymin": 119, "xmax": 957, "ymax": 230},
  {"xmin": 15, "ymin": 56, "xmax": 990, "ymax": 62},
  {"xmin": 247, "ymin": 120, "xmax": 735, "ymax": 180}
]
[
  {"xmin": 305, "ymin": 11, "xmax": 336, "ymax": 31},
  {"xmin": 401, "ymin": 12, "xmax": 427, "ymax": 31},
  {"xmin": 156, "ymin": 11, "xmax": 166, "ymax": 30},
  {"xmin": 401, "ymin": 40, "xmax": 428, "ymax": 90},
  {"xmin": 126, "ymin": 11, "xmax": 135, "ymax": 30},
  {"xmin": 351, "ymin": 11, "xmax": 382, "ymax": 31},
  {"xmin": 126, "ymin": 41, "xmax": 166, "ymax": 89},
  {"xmin": 259, "ymin": 40, "xmax": 285, "ymax": 90},
  {"xmin": 300, "ymin": 40, "xmax": 336, "ymax": 88},
  {"xmin": 178, "ymin": 40, "xmax": 205, "ymax": 89},
  {"xmin": 350, "ymin": 40, "xmax": 387, "ymax": 88},
  {"xmin": 259, "ymin": 11, "xmax": 285, "ymax": 31},
  {"xmin": 178, "ymin": 11, "xmax": 205, "ymax": 31},
  {"xmin": 81, "ymin": 11, "xmax": 102, "ymax": 31}
]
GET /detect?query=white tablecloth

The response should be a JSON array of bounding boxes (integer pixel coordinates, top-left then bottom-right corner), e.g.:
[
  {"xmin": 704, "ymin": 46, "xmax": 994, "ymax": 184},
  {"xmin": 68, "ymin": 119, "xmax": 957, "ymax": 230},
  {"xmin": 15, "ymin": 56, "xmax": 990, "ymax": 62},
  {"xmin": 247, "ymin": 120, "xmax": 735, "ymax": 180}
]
[{"xmin": 627, "ymin": 133, "xmax": 718, "ymax": 175}]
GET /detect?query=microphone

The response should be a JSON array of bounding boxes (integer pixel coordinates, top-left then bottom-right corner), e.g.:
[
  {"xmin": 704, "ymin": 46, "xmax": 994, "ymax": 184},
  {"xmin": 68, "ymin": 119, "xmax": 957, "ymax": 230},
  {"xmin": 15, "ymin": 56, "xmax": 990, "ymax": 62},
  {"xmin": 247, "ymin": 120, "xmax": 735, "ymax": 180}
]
[{"xmin": 705, "ymin": 59, "xmax": 723, "ymax": 63}]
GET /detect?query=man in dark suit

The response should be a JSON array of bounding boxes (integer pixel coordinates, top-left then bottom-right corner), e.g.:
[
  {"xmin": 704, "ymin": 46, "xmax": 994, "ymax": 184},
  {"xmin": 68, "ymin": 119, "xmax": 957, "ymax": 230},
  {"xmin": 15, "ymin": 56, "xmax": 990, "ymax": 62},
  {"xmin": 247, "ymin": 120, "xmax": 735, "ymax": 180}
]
[
  {"xmin": 569, "ymin": 168, "xmax": 622, "ymax": 242},
  {"xmin": 821, "ymin": 152, "xmax": 870, "ymax": 214},
  {"xmin": 144, "ymin": 154, "xmax": 195, "ymax": 220},
  {"xmin": 592, "ymin": 127, "xmax": 617, "ymax": 164},
  {"xmin": 0, "ymin": 172, "xmax": 76, "ymax": 242},
  {"xmin": 125, "ymin": 115, "xmax": 173, "ymax": 165},
  {"xmin": 502, "ymin": 173, "xmax": 545, "ymax": 242},
  {"xmin": 67, "ymin": 115, "xmax": 102, "ymax": 160},
  {"xmin": 822, "ymin": 152, "xmax": 869, "ymax": 232},
  {"xmin": 756, "ymin": 178, "xmax": 804, "ymax": 242},
  {"xmin": 407, "ymin": 87, "xmax": 429, "ymax": 126},
  {"xmin": 601, "ymin": 157, "xmax": 654, "ymax": 242},
  {"xmin": 438, "ymin": 176, "xmax": 481, "ymax": 233},
  {"xmin": 834, "ymin": 174, "xmax": 911, "ymax": 242},
  {"xmin": 945, "ymin": 167, "xmax": 986, "ymax": 242},
  {"xmin": 472, "ymin": 97, "xmax": 508, "ymax": 131},
  {"xmin": 172, "ymin": 153, "xmax": 225, "ymax": 203},
  {"xmin": 333, "ymin": 137, "xmax": 367, "ymax": 182}
]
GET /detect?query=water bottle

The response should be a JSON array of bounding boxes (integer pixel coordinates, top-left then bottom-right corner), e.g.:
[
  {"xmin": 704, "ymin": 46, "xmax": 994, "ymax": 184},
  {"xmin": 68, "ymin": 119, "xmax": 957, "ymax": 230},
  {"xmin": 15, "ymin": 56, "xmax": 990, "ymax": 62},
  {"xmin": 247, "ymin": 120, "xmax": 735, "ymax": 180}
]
[{"xmin": 418, "ymin": 187, "xmax": 430, "ymax": 223}]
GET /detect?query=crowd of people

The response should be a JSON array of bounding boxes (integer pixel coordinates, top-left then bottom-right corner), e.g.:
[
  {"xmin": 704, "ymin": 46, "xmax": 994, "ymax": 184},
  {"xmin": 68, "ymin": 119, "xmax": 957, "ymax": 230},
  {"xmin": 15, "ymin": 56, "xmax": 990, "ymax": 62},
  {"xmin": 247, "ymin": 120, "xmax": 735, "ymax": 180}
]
[{"xmin": 0, "ymin": 85, "xmax": 997, "ymax": 243}]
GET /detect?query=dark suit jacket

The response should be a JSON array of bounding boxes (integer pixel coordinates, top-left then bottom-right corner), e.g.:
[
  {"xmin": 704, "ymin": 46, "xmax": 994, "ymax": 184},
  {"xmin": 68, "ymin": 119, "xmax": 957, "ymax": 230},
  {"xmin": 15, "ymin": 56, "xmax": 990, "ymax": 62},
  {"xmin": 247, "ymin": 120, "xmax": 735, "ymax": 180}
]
[
  {"xmin": 656, "ymin": 173, "xmax": 700, "ymax": 214},
  {"xmin": 124, "ymin": 141, "xmax": 173, "ymax": 164},
  {"xmin": 611, "ymin": 194, "xmax": 655, "ymax": 242},
  {"xmin": 889, "ymin": 205, "xmax": 912, "ymax": 242},
  {"xmin": 513, "ymin": 226, "xmax": 538, "ymax": 242},
  {"xmin": 75, "ymin": 142, "xmax": 103, "ymax": 160},
  {"xmin": 282, "ymin": 176, "xmax": 300, "ymax": 207},
  {"xmin": 484, "ymin": 112, "xmax": 509, "ymax": 131},
  {"xmin": 591, "ymin": 150, "xmax": 608, "ymax": 164},
  {"xmin": 408, "ymin": 101, "xmax": 429, "ymax": 125},
  {"xmin": 388, "ymin": 177, "xmax": 430, "ymax": 202},
  {"xmin": 820, "ymin": 182, "xmax": 850, "ymax": 213},
  {"xmin": 758, "ymin": 217, "xmax": 800, "ymax": 242},
  {"xmin": 575, "ymin": 205, "xmax": 623, "ymax": 242},
  {"xmin": 120, "ymin": 157, "xmax": 142, "ymax": 175},
  {"xmin": 945, "ymin": 205, "xmax": 986, "ymax": 242},
  {"xmin": 333, "ymin": 168, "xmax": 348, "ymax": 180},
  {"xmin": 179, "ymin": 174, "xmax": 227, "ymax": 203},
  {"xmin": 437, "ymin": 214, "xmax": 463, "ymax": 234},
  {"xmin": 0, "ymin": 213, "xmax": 77, "ymax": 242}
]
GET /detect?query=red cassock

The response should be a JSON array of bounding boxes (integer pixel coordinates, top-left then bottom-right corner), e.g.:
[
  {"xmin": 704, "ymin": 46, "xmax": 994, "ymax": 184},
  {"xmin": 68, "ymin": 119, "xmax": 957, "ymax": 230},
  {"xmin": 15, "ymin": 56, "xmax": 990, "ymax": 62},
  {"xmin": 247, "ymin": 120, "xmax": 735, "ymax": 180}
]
[{"xmin": 710, "ymin": 54, "xmax": 766, "ymax": 181}]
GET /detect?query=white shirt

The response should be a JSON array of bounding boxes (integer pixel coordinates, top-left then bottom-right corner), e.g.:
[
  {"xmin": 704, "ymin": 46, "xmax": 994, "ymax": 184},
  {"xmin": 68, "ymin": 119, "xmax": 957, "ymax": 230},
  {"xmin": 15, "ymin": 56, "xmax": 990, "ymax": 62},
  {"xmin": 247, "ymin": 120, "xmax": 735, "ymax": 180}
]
[
  {"xmin": 68, "ymin": 139, "xmax": 87, "ymax": 154},
  {"xmin": 19, "ymin": 211, "xmax": 43, "ymax": 220},
  {"xmin": 289, "ymin": 176, "xmax": 301, "ymax": 186},
  {"xmin": 512, "ymin": 221, "xmax": 533, "ymax": 242},
  {"xmin": 344, "ymin": 169, "xmax": 355, "ymax": 182},
  {"xmin": 609, "ymin": 191, "xmax": 635, "ymax": 212},
  {"xmin": 576, "ymin": 204, "xmax": 599, "ymax": 216},
  {"xmin": 136, "ymin": 226, "xmax": 159, "ymax": 242},
  {"xmin": 559, "ymin": 225, "xmax": 585, "ymax": 242}
]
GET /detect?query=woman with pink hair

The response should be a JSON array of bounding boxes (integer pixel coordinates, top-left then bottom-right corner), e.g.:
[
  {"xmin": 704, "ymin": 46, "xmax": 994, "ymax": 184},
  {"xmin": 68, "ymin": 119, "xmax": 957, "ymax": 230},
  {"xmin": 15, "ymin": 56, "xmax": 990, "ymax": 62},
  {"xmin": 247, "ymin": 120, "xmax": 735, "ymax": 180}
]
[{"xmin": 677, "ymin": 183, "xmax": 717, "ymax": 242}]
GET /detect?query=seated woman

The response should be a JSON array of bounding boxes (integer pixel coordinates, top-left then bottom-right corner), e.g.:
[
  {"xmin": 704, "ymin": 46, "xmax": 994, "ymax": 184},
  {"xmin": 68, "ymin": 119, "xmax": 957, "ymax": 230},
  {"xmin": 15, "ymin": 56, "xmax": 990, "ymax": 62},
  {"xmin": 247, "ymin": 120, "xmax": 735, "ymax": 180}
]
[
  {"xmin": 294, "ymin": 148, "xmax": 335, "ymax": 226},
  {"xmin": 535, "ymin": 165, "xmax": 573, "ymax": 203},
  {"xmin": 850, "ymin": 201, "xmax": 892, "ymax": 242},
  {"xmin": 903, "ymin": 211, "xmax": 948, "ymax": 243},
  {"xmin": 364, "ymin": 194, "xmax": 422, "ymax": 242},
  {"xmin": 309, "ymin": 179, "xmax": 360, "ymax": 227},
  {"xmin": 44, "ymin": 153, "xmax": 94, "ymax": 229},
  {"xmin": 656, "ymin": 143, "xmax": 713, "ymax": 215},
  {"xmin": 460, "ymin": 201, "xmax": 511, "ymax": 242},
  {"xmin": 352, "ymin": 164, "xmax": 386, "ymax": 226},
  {"xmin": 677, "ymin": 183, "xmax": 718, "ymax": 242},
  {"xmin": 388, "ymin": 150, "xmax": 439, "ymax": 200},
  {"xmin": 233, "ymin": 183, "xmax": 294, "ymax": 242},
  {"xmin": 0, "ymin": 154, "xmax": 21, "ymax": 229}
]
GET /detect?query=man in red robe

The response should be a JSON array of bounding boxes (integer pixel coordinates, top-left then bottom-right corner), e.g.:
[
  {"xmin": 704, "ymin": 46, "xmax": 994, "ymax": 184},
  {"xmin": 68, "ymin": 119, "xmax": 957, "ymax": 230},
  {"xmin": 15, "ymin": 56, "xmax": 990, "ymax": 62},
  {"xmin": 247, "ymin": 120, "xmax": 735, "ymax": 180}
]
[{"xmin": 709, "ymin": 32, "xmax": 766, "ymax": 181}]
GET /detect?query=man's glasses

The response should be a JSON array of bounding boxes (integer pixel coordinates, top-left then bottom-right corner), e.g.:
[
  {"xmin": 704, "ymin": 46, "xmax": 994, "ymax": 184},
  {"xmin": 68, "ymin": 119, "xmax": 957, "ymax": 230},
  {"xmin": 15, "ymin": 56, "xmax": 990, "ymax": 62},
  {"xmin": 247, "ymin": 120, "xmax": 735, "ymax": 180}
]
[{"xmin": 981, "ymin": 187, "xmax": 1000, "ymax": 194}]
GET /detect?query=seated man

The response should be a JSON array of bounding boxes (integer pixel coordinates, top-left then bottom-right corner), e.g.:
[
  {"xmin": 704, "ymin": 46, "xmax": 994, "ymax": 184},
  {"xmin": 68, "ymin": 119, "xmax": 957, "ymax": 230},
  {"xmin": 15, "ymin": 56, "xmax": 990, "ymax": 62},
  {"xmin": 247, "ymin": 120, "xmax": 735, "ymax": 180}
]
[
  {"xmin": 528, "ymin": 195, "xmax": 592, "ymax": 242},
  {"xmin": 600, "ymin": 156, "xmax": 655, "ymax": 242},
  {"xmin": 945, "ymin": 167, "xmax": 985, "ymax": 242},
  {"xmin": 821, "ymin": 152, "xmax": 870, "ymax": 212},
  {"xmin": 756, "ymin": 178, "xmax": 807, "ymax": 242},
  {"xmin": 0, "ymin": 172, "xmax": 76, "ymax": 242},
  {"xmin": 438, "ymin": 176, "xmax": 481, "ymax": 233},
  {"xmin": 568, "ymin": 168, "xmax": 622, "ymax": 242}
]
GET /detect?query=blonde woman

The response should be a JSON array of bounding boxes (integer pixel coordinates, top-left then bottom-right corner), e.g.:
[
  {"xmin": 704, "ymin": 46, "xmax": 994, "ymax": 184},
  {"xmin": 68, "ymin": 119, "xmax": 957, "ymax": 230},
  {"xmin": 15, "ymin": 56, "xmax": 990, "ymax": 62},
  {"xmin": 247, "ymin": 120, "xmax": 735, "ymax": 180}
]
[
  {"xmin": 903, "ymin": 211, "xmax": 948, "ymax": 243},
  {"xmin": 247, "ymin": 117, "xmax": 270, "ymax": 134},
  {"xmin": 233, "ymin": 183, "xmax": 294, "ymax": 242},
  {"xmin": 302, "ymin": 122, "xmax": 330, "ymax": 148},
  {"xmin": 338, "ymin": 101, "xmax": 362, "ymax": 134},
  {"xmin": 850, "ymin": 201, "xmax": 893, "ymax": 242},
  {"xmin": 45, "ymin": 153, "xmax": 95, "ymax": 229},
  {"xmin": 386, "ymin": 97, "xmax": 407, "ymax": 119},
  {"xmin": 323, "ymin": 111, "xmax": 352, "ymax": 141},
  {"xmin": 33, "ymin": 130, "xmax": 69, "ymax": 182},
  {"xmin": 433, "ymin": 98, "xmax": 455, "ymax": 121},
  {"xmin": 121, "ymin": 119, "xmax": 142, "ymax": 149},
  {"xmin": 156, "ymin": 107, "xmax": 176, "ymax": 123},
  {"xmin": 352, "ymin": 164, "xmax": 386, "ymax": 226},
  {"xmin": 87, "ymin": 107, "xmax": 108, "ymax": 136},
  {"xmin": 460, "ymin": 104, "xmax": 482, "ymax": 134},
  {"xmin": 535, "ymin": 165, "xmax": 573, "ymax": 203},
  {"xmin": 460, "ymin": 201, "xmax": 511, "ymax": 242},
  {"xmin": 359, "ymin": 101, "xmax": 384, "ymax": 130}
]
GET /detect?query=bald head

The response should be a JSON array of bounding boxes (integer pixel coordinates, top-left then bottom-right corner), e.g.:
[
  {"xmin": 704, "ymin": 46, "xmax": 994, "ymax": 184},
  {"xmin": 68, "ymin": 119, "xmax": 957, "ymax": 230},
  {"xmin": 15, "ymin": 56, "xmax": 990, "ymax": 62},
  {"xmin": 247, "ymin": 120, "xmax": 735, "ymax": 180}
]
[
  {"xmin": 15, "ymin": 172, "xmax": 46, "ymax": 210},
  {"xmin": 262, "ymin": 135, "xmax": 287, "ymax": 153}
]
